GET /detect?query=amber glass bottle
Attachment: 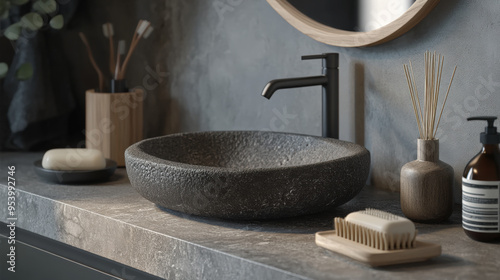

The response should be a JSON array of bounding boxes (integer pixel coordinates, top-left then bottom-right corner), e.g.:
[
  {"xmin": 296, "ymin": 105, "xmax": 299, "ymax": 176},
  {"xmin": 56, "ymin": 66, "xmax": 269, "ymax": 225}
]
[{"xmin": 462, "ymin": 116, "xmax": 500, "ymax": 242}]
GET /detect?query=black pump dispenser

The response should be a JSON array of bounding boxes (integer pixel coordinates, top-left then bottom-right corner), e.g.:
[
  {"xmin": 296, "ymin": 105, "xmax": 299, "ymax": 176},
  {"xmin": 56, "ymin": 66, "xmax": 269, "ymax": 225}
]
[
  {"xmin": 467, "ymin": 116, "xmax": 500, "ymax": 144},
  {"xmin": 462, "ymin": 115, "xmax": 500, "ymax": 242}
]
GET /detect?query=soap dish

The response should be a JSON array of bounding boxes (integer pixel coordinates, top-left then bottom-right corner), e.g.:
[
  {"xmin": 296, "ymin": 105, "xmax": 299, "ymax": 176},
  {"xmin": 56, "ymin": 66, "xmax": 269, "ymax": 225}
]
[
  {"xmin": 33, "ymin": 159, "xmax": 117, "ymax": 184},
  {"xmin": 315, "ymin": 230, "xmax": 441, "ymax": 267}
]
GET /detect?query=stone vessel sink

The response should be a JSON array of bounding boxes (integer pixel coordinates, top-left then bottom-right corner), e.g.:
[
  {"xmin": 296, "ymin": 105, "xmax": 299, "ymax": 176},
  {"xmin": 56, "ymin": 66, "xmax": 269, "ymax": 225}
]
[{"xmin": 125, "ymin": 131, "xmax": 370, "ymax": 220}]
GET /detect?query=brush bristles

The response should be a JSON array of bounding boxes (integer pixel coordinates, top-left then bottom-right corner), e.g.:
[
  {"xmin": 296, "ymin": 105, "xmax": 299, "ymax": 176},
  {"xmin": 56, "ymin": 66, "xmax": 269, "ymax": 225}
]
[
  {"xmin": 102, "ymin": 23, "xmax": 114, "ymax": 37},
  {"xmin": 143, "ymin": 26, "xmax": 154, "ymax": 39},
  {"xmin": 334, "ymin": 218, "xmax": 417, "ymax": 251},
  {"xmin": 362, "ymin": 208, "xmax": 401, "ymax": 220},
  {"xmin": 117, "ymin": 40, "xmax": 126, "ymax": 54},
  {"xmin": 137, "ymin": 20, "xmax": 150, "ymax": 35}
]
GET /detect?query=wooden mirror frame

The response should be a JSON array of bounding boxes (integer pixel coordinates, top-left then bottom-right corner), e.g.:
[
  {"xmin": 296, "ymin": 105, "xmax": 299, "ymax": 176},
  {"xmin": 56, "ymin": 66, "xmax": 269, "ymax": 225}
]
[{"xmin": 267, "ymin": 0, "xmax": 440, "ymax": 47}]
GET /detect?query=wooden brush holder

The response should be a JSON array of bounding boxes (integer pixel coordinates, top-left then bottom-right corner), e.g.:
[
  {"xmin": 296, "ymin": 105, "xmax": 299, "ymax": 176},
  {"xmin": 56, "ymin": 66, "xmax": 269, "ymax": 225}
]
[
  {"xmin": 400, "ymin": 139, "xmax": 454, "ymax": 223},
  {"xmin": 85, "ymin": 89, "xmax": 144, "ymax": 167}
]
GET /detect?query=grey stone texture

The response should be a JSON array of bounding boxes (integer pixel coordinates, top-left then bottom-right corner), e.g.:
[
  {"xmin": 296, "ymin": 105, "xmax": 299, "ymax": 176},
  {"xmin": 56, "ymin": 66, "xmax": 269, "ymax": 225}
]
[
  {"xmin": 1, "ymin": 152, "xmax": 499, "ymax": 280},
  {"xmin": 61, "ymin": 0, "xmax": 500, "ymax": 198},
  {"xmin": 125, "ymin": 131, "xmax": 370, "ymax": 219}
]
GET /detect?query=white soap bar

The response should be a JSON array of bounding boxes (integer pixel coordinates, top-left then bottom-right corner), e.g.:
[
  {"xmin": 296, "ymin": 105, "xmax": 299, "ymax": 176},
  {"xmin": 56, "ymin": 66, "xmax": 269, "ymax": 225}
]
[
  {"xmin": 345, "ymin": 208, "xmax": 416, "ymax": 240},
  {"xmin": 42, "ymin": 149, "xmax": 106, "ymax": 171}
]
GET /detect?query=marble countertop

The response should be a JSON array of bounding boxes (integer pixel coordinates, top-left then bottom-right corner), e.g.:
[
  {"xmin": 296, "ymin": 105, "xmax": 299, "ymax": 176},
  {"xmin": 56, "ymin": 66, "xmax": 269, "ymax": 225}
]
[{"xmin": 0, "ymin": 152, "xmax": 498, "ymax": 279}]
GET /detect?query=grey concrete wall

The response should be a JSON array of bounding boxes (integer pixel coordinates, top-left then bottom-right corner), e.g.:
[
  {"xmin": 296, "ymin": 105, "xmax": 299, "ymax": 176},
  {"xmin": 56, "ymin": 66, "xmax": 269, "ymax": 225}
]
[{"xmin": 68, "ymin": 0, "xmax": 500, "ymax": 198}]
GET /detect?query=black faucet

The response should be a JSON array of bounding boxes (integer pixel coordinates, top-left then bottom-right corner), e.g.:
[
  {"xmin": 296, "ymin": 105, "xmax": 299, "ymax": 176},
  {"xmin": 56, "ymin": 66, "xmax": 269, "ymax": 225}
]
[{"xmin": 261, "ymin": 53, "xmax": 339, "ymax": 139}]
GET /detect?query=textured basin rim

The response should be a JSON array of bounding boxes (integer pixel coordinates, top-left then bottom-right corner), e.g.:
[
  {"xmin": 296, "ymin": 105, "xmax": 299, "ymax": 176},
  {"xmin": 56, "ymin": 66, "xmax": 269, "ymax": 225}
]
[{"xmin": 127, "ymin": 131, "xmax": 369, "ymax": 173}]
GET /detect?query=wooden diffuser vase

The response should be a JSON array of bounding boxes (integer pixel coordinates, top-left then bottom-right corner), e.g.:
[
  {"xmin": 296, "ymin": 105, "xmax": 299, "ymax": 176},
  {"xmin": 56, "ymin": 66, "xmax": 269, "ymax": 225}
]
[
  {"xmin": 400, "ymin": 139, "xmax": 453, "ymax": 223},
  {"xmin": 401, "ymin": 51, "xmax": 458, "ymax": 223},
  {"xmin": 85, "ymin": 89, "xmax": 143, "ymax": 166}
]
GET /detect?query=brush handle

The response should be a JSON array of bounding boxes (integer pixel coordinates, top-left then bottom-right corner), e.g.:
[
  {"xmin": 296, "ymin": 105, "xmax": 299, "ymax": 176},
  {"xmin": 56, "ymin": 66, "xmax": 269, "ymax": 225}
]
[
  {"xmin": 114, "ymin": 52, "xmax": 121, "ymax": 79},
  {"xmin": 118, "ymin": 21, "xmax": 151, "ymax": 79},
  {"xmin": 79, "ymin": 32, "xmax": 104, "ymax": 92},
  {"xmin": 108, "ymin": 25, "xmax": 115, "ymax": 75}
]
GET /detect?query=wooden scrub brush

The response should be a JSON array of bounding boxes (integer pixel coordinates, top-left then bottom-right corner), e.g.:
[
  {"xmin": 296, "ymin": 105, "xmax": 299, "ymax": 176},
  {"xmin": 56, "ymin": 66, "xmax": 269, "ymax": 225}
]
[{"xmin": 315, "ymin": 209, "xmax": 441, "ymax": 266}]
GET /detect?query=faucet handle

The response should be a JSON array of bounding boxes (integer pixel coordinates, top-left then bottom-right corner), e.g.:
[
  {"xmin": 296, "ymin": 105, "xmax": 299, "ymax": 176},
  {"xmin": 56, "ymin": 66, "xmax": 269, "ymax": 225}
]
[
  {"xmin": 302, "ymin": 53, "xmax": 338, "ymax": 68},
  {"xmin": 302, "ymin": 54, "xmax": 327, "ymax": 60}
]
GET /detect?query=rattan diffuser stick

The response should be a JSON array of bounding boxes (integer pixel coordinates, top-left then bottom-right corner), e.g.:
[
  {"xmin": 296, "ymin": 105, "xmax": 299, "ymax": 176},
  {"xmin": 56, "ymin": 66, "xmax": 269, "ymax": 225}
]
[{"xmin": 403, "ymin": 51, "xmax": 457, "ymax": 140}]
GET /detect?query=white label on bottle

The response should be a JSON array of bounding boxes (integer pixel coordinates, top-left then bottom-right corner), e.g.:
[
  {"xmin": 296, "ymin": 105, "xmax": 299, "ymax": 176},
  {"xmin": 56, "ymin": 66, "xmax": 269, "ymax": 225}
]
[{"xmin": 462, "ymin": 178, "xmax": 500, "ymax": 233}]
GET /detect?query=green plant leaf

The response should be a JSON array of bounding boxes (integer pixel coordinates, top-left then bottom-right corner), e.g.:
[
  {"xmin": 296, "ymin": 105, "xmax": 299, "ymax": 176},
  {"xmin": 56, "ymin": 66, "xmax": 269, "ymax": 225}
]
[
  {"xmin": 11, "ymin": 0, "xmax": 30, "ymax": 5},
  {"xmin": 0, "ymin": 8, "xmax": 9, "ymax": 20},
  {"xmin": 0, "ymin": 62, "xmax": 8, "ymax": 79},
  {"xmin": 0, "ymin": 0, "xmax": 8, "ymax": 10},
  {"xmin": 0, "ymin": 1, "xmax": 10, "ymax": 18},
  {"xmin": 16, "ymin": 63, "xmax": 33, "ymax": 80},
  {"xmin": 21, "ymin": 12, "xmax": 44, "ymax": 31},
  {"xmin": 4, "ymin": 22, "xmax": 22, "ymax": 40},
  {"xmin": 33, "ymin": 0, "xmax": 57, "ymax": 14},
  {"xmin": 49, "ymin": 14, "xmax": 63, "ymax": 29}
]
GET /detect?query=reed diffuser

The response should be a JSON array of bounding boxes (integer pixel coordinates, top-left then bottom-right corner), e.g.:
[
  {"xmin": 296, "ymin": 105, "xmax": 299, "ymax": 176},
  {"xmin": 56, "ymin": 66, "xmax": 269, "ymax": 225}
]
[{"xmin": 400, "ymin": 51, "xmax": 457, "ymax": 223}]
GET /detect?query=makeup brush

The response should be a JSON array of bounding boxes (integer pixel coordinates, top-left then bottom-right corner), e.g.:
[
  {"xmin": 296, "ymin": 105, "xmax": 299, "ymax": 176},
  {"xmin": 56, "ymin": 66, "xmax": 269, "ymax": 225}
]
[
  {"xmin": 118, "ymin": 20, "xmax": 154, "ymax": 79},
  {"xmin": 79, "ymin": 32, "xmax": 104, "ymax": 92},
  {"xmin": 102, "ymin": 23, "xmax": 115, "ymax": 75}
]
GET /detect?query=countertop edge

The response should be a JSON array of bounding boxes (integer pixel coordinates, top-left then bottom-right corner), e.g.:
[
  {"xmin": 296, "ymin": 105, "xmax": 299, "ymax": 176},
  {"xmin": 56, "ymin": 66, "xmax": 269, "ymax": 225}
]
[{"xmin": 0, "ymin": 184, "xmax": 309, "ymax": 280}]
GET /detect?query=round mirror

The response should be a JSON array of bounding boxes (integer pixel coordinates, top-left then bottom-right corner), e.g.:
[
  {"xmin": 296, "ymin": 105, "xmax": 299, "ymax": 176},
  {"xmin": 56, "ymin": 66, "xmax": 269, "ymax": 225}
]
[{"xmin": 267, "ymin": 0, "xmax": 440, "ymax": 47}]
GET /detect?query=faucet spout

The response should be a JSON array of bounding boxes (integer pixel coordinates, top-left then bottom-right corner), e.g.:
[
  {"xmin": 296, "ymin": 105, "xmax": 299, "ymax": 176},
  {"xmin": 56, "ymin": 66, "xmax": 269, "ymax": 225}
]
[
  {"xmin": 261, "ymin": 76, "xmax": 328, "ymax": 99},
  {"xmin": 261, "ymin": 53, "xmax": 339, "ymax": 139}
]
